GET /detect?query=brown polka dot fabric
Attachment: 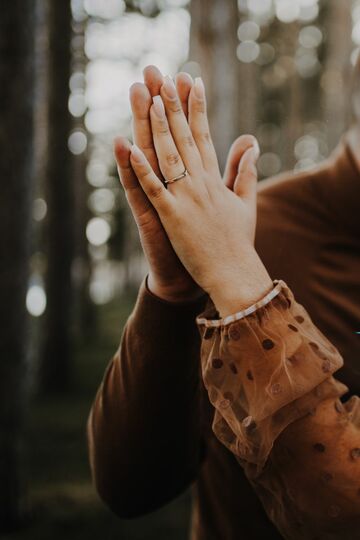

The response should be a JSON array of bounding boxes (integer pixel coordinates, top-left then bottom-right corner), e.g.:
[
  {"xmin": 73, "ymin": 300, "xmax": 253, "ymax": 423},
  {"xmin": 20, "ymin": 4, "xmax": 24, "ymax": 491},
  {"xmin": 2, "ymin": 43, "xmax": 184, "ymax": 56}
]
[{"xmin": 196, "ymin": 281, "xmax": 360, "ymax": 538}]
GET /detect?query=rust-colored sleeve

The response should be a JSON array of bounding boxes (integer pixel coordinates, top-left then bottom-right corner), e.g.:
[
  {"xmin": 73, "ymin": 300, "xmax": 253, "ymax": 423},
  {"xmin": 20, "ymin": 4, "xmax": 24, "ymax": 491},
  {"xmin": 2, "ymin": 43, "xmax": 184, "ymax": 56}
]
[
  {"xmin": 87, "ymin": 277, "xmax": 208, "ymax": 518},
  {"xmin": 196, "ymin": 281, "xmax": 360, "ymax": 539}
]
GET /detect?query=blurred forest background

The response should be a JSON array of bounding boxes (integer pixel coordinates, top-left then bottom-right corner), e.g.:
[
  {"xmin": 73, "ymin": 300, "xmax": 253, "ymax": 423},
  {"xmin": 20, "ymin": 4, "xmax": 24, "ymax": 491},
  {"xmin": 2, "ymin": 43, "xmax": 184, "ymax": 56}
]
[{"xmin": 0, "ymin": 0, "xmax": 358, "ymax": 538}]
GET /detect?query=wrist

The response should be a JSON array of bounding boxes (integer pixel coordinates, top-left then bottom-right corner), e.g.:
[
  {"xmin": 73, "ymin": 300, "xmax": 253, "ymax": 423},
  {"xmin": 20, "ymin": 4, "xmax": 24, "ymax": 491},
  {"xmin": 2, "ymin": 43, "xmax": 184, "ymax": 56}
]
[
  {"xmin": 147, "ymin": 273, "xmax": 205, "ymax": 304},
  {"xmin": 209, "ymin": 249, "xmax": 273, "ymax": 317}
]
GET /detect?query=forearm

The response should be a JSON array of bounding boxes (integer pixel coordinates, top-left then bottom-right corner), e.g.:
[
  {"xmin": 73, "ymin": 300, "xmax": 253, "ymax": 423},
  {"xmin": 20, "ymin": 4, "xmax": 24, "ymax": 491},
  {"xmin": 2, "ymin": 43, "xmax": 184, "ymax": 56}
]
[{"xmin": 88, "ymin": 276, "xmax": 208, "ymax": 517}]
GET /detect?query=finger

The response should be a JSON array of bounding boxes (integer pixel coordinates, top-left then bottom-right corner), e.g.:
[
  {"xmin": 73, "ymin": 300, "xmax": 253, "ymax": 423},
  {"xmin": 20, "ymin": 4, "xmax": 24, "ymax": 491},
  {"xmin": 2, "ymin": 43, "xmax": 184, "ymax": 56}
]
[
  {"xmin": 175, "ymin": 72, "xmax": 193, "ymax": 118},
  {"xmin": 114, "ymin": 137, "xmax": 158, "ymax": 226},
  {"xmin": 160, "ymin": 76, "xmax": 202, "ymax": 174},
  {"xmin": 114, "ymin": 136, "xmax": 139, "ymax": 190},
  {"xmin": 129, "ymin": 82, "xmax": 162, "ymax": 179},
  {"xmin": 188, "ymin": 77, "xmax": 219, "ymax": 175},
  {"xmin": 150, "ymin": 95, "xmax": 192, "ymax": 190},
  {"xmin": 223, "ymin": 135, "xmax": 259, "ymax": 190},
  {"xmin": 130, "ymin": 144, "xmax": 172, "ymax": 212},
  {"xmin": 143, "ymin": 65, "xmax": 164, "ymax": 97},
  {"xmin": 233, "ymin": 143, "xmax": 260, "ymax": 204}
]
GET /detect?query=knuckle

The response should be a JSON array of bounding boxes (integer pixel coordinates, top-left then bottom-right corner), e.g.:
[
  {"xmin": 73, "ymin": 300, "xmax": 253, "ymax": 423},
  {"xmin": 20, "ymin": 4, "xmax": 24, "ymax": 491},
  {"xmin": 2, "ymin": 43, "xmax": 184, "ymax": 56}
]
[
  {"xmin": 168, "ymin": 101, "xmax": 182, "ymax": 115},
  {"xmin": 157, "ymin": 119, "xmax": 169, "ymax": 135},
  {"xmin": 140, "ymin": 140, "xmax": 155, "ymax": 152},
  {"xmin": 142, "ymin": 169, "xmax": 154, "ymax": 181},
  {"xmin": 247, "ymin": 169, "xmax": 258, "ymax": 182},
  {"xmin": 238, "ymin": 167, "xmax": 257, "ymax": 183},
  {"xmin": 201, "ymin": 132, "xmax": 212, "ymax": 144},
  {"xmin": 193, "ymin": 101, "xmax": 206, "ymax": 114},
  {"xmin": 195, "ymin": 131, "xmax": 212, "ymax": 145},
  {"xmin": 166, "ymin": 153, "xmax": 181, "ymax": 166},
  {"xmin": 149, "ymin": 185, "xmax": 164, "ymax": 200},
  {"xmin": 182, "ymin": 135, "xmax": 196, "ymax": 148}
]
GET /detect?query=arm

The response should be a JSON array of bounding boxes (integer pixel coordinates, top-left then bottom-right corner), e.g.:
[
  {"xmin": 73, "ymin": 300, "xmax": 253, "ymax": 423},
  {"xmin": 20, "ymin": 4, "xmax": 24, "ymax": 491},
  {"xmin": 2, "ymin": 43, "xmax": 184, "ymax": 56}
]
[
  {"xmin": 196, "ymin": 282, "xmax": 360, "ymax": 539},
  {"xmin": 123, "ymin": 70, "xmax": 360, "ymax": 536},
  {"xmin": 87, "ymin": 276, "xmax": 207, "ymax": 518}
]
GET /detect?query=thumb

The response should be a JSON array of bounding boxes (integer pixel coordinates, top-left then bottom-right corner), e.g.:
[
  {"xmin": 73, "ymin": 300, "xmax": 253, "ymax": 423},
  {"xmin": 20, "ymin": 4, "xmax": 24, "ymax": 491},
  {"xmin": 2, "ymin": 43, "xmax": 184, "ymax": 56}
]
[
  {"xmin": 223, "ymin": 134, "xmax": 259, "ymax": 190},
  {"xmin": 233, "ymin": 140, "xmax": 260, "ymax": 203}
]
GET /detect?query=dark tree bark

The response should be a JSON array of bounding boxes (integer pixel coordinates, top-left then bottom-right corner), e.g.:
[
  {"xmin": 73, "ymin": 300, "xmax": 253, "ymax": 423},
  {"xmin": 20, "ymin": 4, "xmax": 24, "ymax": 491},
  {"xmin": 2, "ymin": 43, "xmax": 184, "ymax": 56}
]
[
  {"xmin": 40, "ymin": 0, "xmax": 74, "ymax": 392},
  {"xmin": 0, "ymin": 0, "xmax": 36, "ymax": 530}
]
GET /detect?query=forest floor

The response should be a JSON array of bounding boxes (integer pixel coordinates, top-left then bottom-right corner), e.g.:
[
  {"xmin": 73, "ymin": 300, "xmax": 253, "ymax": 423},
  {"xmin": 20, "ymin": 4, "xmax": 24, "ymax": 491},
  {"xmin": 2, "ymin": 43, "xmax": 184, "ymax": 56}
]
[{"xmin": 4, "ymin": 290, "xmax": 191, "ymax": 540}]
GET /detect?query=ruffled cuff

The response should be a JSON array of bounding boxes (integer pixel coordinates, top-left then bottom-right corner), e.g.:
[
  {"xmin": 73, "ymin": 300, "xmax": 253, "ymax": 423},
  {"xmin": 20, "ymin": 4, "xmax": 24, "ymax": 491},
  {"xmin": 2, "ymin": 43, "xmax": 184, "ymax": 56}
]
[{"xmin": 196, "ymin": 280, "xmax": 348, "ymax": 475}]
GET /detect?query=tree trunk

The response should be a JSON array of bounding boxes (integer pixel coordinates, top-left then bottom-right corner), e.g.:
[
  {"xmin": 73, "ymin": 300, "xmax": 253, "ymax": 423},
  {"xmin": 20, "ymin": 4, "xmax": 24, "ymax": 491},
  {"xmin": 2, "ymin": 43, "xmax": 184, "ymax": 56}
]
[
  {"xmin": 40, "ymin": 0, "xmax": 74, "ymax": 393},
  {"xmin": 190, "ymin": 0, "xmax": 257, "ymax": 172},
  {"xmin": 322, "ymin": 0, "xmax": 353, "ymax": 151},
  {"xmin": 0, "ymin": 0, "xmax": 35, "ymax": 529}
]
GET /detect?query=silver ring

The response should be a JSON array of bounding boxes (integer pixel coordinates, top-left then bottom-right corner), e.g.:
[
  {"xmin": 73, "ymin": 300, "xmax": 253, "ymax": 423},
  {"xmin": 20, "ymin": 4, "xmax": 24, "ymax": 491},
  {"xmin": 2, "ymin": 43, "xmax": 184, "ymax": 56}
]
[{"xmin": 164, "ymin": 168, "xmax": 189, "ymax": 185}]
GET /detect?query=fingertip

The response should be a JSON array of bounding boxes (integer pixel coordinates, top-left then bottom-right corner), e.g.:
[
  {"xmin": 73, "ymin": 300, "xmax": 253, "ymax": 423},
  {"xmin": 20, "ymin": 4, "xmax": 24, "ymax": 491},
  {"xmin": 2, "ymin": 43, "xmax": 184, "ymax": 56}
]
[
  {"xmin": 143, "ymin": 65, "xmax": 164, "ymax": 96},
  {"xmin": 175, "ymin": 71, "xmax": 193, "ymax": 88},
  {"xmin": 175, "ymin": 71, "xmax": 193, "ymax": 94},
  {"xmin": 252, "ymin": 139, "xmax": 260, "ymax": 162},
  {"xmin": 114, "ymin": 136, "xmax": 131, "ymax": 163},
  {"xmin": 237, "ymin": 146, "xmax": 258, "ymax": 174},
  {"xmin": 129, "ymin": 81, "xmax": 146, "ymax": 96},
  {"xmin": 130, "ymin": 143, "xmax": 146, "ymax": 164},
  {"xmin": 194, "ymin": 77, "xmax": 205, "ymax": 100}
]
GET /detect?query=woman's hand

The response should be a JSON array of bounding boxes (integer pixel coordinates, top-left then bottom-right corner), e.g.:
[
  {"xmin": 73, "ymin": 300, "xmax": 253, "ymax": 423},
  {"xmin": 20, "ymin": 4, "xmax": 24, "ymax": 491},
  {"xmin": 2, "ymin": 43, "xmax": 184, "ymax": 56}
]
[{"xmin": 128, "ymin": 75, "xmax": 273, "ymax": 317}]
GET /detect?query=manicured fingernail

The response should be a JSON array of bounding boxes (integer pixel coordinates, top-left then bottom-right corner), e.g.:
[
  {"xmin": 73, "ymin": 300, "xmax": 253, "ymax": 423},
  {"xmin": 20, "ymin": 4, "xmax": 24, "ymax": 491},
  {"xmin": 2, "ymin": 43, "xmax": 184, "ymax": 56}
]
[
  {"xmin": 162, "ymin": 75, "xmax": 177, "ymax": 99},
  {"xmin": 152, "ymin": 95, "xmax": 166, "ymax": 118},
  {"xmin": 252, "ymin": 140, "xmax": 260, "ymax": 160},
  {"xmin": 194, "ymin": 77, "xmax": 205, "ymax": 99},
  {"xmin": 131, "ymin": 144, "xmax": 144, "ymax": 163}
]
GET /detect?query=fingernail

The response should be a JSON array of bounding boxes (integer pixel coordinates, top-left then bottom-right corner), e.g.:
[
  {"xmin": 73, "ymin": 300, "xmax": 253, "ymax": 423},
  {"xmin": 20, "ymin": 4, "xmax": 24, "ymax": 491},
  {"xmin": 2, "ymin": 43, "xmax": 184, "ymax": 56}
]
[
  {"xmin": 152, "ymin": 95, "xmax": 166, "ymax": 118},
  {"xmin": 175, "ymin": 72, "xmax": 193, "ymax": 85},
  {"xmin": 162, "ymin": 75, "xmax": 177, "ymax": 99},
  {"xmin": 252, "ymin": 140, "xmax": 260, "ymax": 161},
  {"xmin": 194, "ymin": 77, "xmax": 205, "ymax": 99},
  {"xmin": 131, "ymin": 144, "xmax": 144, "ymax": 163}
]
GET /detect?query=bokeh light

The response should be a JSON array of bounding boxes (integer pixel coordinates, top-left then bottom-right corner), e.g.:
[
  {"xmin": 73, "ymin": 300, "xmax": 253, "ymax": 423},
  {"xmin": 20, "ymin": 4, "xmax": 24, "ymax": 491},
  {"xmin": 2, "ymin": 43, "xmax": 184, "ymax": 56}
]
[
  {"xmin": 88, "ymin": 188, "xmax": 116, "ymax": 214},
  {"xmin": 68, "ymin": 130, "xmax": 87, "ymax": 154},
  {"xmin": 32, "ymin": 198, "xmax": 47, "ymax": 221},
  {"xmin": 275, "ymin": 0, "xmax": 300, "ymax": 23},
  {"xmin": 238, "ymin": 20, "xmax": 260, "ymax": 41},
  {"xmin": 86, "ymin": 217, "xmax": 111, "ymax": 246},
  {"xmin": 258, "ymin": 152, "xmax": 282, "ymax": 176},
  {"xmin": 237, "ymin": 41, "xmax": 260, "ymax": 63},
  {"xmin": 26, "ymin": 284, "xmax": 46, "ymax": 317}
]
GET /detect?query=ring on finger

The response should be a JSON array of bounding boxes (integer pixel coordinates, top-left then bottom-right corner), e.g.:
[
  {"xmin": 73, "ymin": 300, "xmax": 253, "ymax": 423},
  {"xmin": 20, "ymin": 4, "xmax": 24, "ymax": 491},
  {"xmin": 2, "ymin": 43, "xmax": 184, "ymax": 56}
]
[{"xmin": 164, "ymin": 168, "xmax": 189, "ymax": 185}]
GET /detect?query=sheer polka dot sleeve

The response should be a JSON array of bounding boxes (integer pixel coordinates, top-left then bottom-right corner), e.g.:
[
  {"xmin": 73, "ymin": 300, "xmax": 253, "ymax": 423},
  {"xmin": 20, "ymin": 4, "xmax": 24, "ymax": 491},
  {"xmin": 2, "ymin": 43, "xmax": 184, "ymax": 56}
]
[
  {"xmin": 196, "ymin": 280, "xmax": 347, "ymax": 472},
  {"xmin": 196, "ymin": 281, "xmax": 360, "ymax": 538}
]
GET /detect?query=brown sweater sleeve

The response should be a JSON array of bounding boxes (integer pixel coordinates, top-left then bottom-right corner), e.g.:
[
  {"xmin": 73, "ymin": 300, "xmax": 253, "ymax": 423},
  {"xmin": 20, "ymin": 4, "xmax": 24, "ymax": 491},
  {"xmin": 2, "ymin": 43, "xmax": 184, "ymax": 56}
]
[{"xmin": 87, "ymin": 276, "xmax": 208, "ymax": 518}]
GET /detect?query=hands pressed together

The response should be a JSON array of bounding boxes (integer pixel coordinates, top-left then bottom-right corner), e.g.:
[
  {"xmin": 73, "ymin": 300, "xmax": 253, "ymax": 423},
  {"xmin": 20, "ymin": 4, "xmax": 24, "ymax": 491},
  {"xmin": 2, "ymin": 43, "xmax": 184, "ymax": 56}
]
[{"xmin": 114, "ymin": 66, "xmax": 273, "ymax": 317}]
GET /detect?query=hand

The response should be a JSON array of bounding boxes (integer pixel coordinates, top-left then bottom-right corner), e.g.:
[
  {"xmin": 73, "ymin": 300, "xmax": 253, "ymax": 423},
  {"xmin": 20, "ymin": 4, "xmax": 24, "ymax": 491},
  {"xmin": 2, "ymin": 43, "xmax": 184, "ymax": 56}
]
[
  {"xmin": 115, "ymin": 66, "xmax": 201, "ymax": 303},
  {"xmin": 115, "ymin": 65, "xmax": 259, "ymax": 304},
  {"xmin": 128, "ymin": 75, "xmax": 273, "ymax": 317}
]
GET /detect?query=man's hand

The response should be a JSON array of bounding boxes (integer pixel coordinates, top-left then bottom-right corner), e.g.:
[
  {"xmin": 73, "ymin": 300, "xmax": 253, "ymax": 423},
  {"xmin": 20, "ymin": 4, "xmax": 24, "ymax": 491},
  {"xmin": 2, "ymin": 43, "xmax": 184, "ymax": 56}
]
[{"xmin": 115, "ymin": 65, "xmax": 259, "ymax": 304}]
